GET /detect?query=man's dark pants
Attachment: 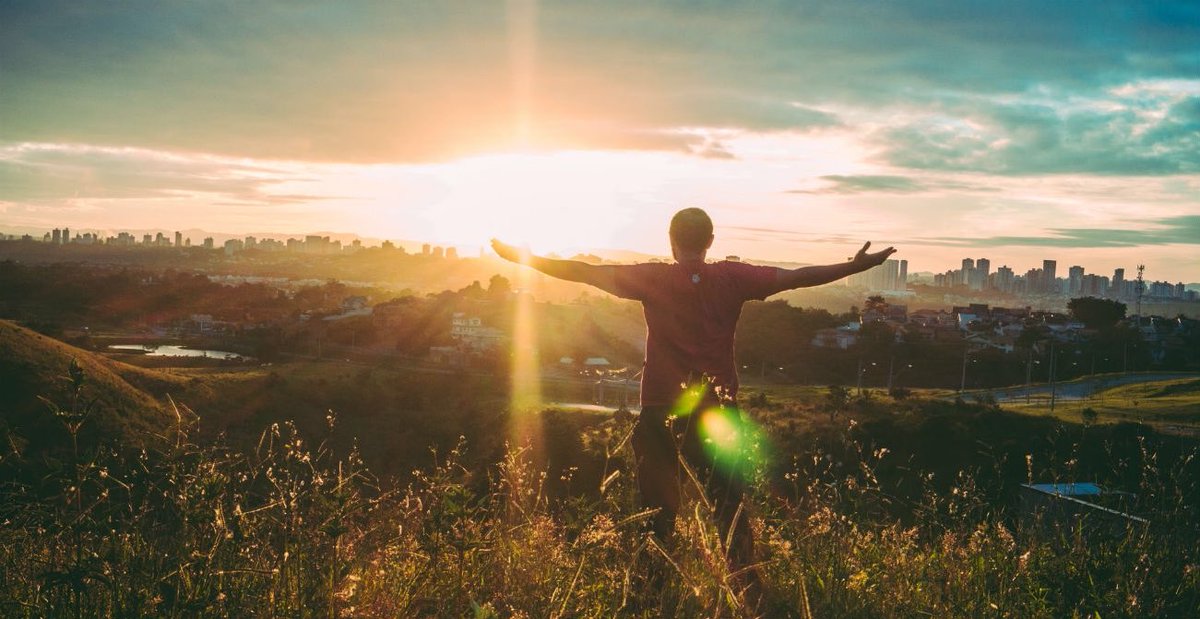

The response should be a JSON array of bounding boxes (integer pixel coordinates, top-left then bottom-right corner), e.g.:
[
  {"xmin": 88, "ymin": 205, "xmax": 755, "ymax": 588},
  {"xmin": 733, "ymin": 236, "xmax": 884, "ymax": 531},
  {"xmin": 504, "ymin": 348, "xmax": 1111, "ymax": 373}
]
[{"xmin": 631, "ymin": 404, "xmax": 754, "ymax": 569}]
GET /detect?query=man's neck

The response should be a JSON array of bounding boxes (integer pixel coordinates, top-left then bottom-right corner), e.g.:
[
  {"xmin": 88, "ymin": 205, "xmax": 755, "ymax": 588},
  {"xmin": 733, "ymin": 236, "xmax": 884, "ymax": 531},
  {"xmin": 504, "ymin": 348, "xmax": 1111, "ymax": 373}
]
[{"xmin": 673, "ymin": 250, "xmax": 707, "ymax": 264}]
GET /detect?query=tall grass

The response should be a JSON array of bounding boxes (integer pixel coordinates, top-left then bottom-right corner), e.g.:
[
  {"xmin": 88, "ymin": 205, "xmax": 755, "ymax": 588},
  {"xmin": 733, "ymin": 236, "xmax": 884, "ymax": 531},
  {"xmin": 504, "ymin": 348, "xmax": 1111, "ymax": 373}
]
[{"xmin": 1, "ymin": 369, "xmax": 1197, "ymax": 617}]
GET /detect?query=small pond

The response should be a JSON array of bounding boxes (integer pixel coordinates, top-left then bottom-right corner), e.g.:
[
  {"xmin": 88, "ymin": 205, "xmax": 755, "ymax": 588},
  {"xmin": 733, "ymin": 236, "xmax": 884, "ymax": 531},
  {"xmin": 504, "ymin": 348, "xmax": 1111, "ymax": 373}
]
[{"xmin": 108, "ymin": 344, "xmax": 249, "ymax": 360}]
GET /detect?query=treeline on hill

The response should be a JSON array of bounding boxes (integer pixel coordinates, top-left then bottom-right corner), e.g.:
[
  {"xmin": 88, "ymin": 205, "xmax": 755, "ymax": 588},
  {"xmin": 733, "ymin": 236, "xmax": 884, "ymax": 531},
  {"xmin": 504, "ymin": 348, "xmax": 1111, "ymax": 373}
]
[
  {"xmin": 0, "ymin": 263, "xmax": 645, "ymax": 369},
  {"xmin": 0, "ymin": 261, "xmax": 371, "ymax": 333},
  {"xmin": 735, "ymin": 298, "xmax": 1200, "ymax": 389},
  {"xmin": 3, "ymin": 262, "xmax": 1198, "ymax": 390},
  {"xmin": 0, "ymin": 240, "xmax": 492, "ymax": 289}
]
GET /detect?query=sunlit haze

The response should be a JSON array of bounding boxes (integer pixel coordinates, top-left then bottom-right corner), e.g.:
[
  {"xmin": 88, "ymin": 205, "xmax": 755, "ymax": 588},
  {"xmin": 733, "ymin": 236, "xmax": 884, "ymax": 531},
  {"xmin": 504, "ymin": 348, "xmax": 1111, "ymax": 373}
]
[{"xmin": 1, "ymin": 2, "xmax": 1198, "ymax": 281}]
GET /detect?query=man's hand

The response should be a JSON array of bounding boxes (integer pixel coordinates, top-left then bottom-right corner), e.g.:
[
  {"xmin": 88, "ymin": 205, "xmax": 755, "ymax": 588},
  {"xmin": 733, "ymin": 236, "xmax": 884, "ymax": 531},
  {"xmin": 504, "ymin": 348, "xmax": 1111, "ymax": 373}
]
[
  {"xmin": 850, "ymin": 241, "xmax": 896, "ymax": 270},
  {"xmin": 490, "ymin": 238, "xmax": 619, "ymax": 292},
  {"xmin": 491, "ymin": 239, "xmax": 531, "ymax": 265}
]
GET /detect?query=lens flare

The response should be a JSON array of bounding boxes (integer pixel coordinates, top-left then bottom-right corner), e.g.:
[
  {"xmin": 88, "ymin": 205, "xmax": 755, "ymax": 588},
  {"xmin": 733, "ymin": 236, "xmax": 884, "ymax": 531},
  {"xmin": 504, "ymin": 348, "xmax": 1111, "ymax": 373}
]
[
  {"xmin": 696, "ymin": 406, "xmax": 771, "ymax": 474},
  {"xmin": 672, "ymin": 383, "xmax": 708, "ymax": 418},
  {"xmin": 508, "ymin": 267, "xmax": 542, "ymax": 452},
  {"xmin": 504, "ymin": 0, "xmax": 544, "ymax": 457},
  {"xmin": 698, "ymin": 408, "xmax": 739, "ymax": 452}
]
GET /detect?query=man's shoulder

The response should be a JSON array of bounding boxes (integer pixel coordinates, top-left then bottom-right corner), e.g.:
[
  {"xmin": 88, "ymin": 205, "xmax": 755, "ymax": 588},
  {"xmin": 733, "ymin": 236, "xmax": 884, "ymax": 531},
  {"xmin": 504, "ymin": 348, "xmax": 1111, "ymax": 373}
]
[
  {"xmin": 622, "ymin": 261, "xmax": 672, "ymax": 274},
  {"xmin": 712, "ymin": 259, "xmax": 775, "ymax": 274}
]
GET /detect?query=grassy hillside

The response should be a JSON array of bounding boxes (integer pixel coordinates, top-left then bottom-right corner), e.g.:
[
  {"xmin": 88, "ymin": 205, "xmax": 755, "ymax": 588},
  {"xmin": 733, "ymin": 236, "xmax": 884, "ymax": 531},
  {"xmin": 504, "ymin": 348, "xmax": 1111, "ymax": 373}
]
[
  {"xmin": 998, "ymin": 377, "xmax": 1200, "ymax": 430},
  {"xmin": 0, "ymin": 320, "xmax": 186, "ymax": 452},
  {"xmin": 164, "ymin": 361, "xmax": 514, "ymax": 479},
  {"xmin": 3, "ymin": 379, "xmax": 1197, "ymax": 617}
]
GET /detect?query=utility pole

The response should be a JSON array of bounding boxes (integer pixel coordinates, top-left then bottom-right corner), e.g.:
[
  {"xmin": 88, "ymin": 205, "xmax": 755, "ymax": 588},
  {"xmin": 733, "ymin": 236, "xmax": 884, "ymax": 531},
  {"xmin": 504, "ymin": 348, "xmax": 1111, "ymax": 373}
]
[
  {"xmin": 1049, "ymin": 341, "xmax": 1057, "ymax": 414},
  {"xmin": 1135, "ymin": 264, "xmax": 1145, "ymax": 323},
  {"xmin": 959, "ymin": 346, "xmax": 970, "ymax": 393},
  {"xmin": 1025, "ymin": 347, "xmax": 1034, "ymax": 404}
]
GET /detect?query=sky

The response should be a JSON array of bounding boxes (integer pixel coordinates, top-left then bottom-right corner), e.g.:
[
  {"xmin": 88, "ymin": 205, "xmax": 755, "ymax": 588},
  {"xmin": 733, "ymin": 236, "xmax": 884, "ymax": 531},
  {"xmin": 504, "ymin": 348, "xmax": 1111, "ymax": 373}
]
[{"xmin": 1, "ymin": 1, "xmax": 1199, "ymax": 281}]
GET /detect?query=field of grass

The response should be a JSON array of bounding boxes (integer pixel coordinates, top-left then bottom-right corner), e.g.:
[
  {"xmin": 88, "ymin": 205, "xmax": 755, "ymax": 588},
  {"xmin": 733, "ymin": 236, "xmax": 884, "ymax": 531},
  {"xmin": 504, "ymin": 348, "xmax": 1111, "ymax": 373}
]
[
  {"xmin": 999, "ymin": 378, "xmax": 1200, "ymax": 432},
  {"xmin": 4, "ymin": 326, "xmax": 1199, "ymax": 617},
  {"xmin": 3, "ymin": 383, "xmax": 1198, "ymax": 618}
]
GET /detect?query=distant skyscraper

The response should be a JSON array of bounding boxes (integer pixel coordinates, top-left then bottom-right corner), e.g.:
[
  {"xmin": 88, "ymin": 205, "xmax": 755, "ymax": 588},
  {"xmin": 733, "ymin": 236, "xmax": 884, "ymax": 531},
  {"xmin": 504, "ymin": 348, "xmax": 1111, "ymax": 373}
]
[
  {"xmin": 62, "ymin": 227, "xmax": 70, "ymax": 244},
  {"xmin": 175, "ymin": 231, "xmax": 182, "ymax": 247},
  {"xmin": 976, "ymin": 258, "xmax": 990, "ymax": 278},
  {"xmin": 1042, "ymin": 260, "xmax": 1057, "ymax": 293},
  {"xmin": 51, "ymin": 229, "xmax": 61, "ymax": 244},
  {"xmin": 956, "ymin": 258, "xmax": 972, "ymax": 287},
  {"xmin": 996, "ymin": 266, "xmax": 1015, "ymax": 292},
  {"xmin": 1112, "ymin": 268, "xmax": 1125, "ymax": 296},
  {"xmin": 898, "ymin": 259, "xmax": 908, "ymax": 291},
  {"xmin": 848, "ymin": 259, "xmax": 903, "ymax": 292},
  {"xmin": 422, "ymin": 243, "xmax": 431, "ymax": 256},
  {"xmin": 1068, "ymin": 266, "xmax": 1084, "ymax": 295}
]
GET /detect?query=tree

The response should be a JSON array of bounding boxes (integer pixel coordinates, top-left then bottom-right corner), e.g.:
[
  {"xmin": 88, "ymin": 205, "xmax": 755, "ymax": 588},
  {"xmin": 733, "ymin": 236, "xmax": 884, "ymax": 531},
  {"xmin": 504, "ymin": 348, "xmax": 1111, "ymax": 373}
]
[
  {"xmin": 857, "ymin": 321, "xmax": 895, "ymax": 352},
  {"xmin": 487, "ymin": 274, "xmax": 512, "ymax": 300},
  {"xmin": 1067, "ymin": 297, "xmax": 1126, "ymax": 330},
  {"xmin": 863, "ymin": 295, "xmax": 889, "ymax": 318},
  {"xmin": 824, "ymin": 384, "xmax": 850, "ymax": 423}
]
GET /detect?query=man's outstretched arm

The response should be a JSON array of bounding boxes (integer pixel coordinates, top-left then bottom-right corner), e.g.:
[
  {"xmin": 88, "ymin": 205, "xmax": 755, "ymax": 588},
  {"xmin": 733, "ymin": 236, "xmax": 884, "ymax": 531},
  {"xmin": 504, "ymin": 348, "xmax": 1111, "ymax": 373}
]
[
  {"xmin": 491, "ymin": 239, "xmax": 620, "ymax": 293},
  {"xmin": 770, "ymin": 242, "xmax": 897, "ymax": 293}
]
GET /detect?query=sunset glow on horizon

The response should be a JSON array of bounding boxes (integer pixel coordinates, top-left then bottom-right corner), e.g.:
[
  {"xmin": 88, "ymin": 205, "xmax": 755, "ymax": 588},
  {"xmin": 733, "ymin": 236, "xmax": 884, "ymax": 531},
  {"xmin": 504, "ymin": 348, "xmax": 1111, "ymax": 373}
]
[{"xmin": 1, "ymin": 2, "xmax": 1198, "ymax": 281}]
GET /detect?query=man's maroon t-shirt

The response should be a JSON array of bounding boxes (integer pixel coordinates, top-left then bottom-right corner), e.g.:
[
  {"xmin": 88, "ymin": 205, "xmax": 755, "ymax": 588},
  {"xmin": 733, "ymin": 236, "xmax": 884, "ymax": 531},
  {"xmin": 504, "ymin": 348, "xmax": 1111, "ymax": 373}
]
[{"xmin": 609, "ymin": 260, "xmax": 779, "ymax": 408}]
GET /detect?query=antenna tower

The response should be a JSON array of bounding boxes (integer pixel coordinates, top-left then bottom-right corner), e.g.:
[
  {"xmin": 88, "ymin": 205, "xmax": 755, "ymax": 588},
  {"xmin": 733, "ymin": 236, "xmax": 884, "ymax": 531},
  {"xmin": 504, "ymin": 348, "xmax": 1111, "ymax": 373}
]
[{"xmin": 1135, "ymin": 264, "xmax": 1145, "ymax": 322}]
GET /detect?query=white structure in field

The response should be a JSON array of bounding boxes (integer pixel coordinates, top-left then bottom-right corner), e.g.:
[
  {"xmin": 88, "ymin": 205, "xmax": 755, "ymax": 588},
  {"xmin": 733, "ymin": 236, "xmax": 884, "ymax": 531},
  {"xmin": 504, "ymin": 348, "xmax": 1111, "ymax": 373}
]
[{"xmin": 451, "ymin": 313, "xmax": 505, "ymax": 350}]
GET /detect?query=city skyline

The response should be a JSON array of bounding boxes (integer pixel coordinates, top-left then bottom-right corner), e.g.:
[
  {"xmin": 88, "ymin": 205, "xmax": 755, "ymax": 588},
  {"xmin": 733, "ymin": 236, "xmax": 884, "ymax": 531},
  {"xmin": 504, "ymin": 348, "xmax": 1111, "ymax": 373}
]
[
  {"xmin": 2, "ymin": 2, "xmax": 1198, "ymax": 281},
  {"xmin": 10, "ymin": 224, "xmax": 1198, "ymax": 295}
]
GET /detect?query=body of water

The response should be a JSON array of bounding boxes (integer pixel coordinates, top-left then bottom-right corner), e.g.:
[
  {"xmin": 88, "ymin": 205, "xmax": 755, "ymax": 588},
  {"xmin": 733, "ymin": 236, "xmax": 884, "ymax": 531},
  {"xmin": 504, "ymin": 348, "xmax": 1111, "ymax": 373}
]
[{"xmin": 108, "ymin": 344, "xmax": 248, "ymax": 360}]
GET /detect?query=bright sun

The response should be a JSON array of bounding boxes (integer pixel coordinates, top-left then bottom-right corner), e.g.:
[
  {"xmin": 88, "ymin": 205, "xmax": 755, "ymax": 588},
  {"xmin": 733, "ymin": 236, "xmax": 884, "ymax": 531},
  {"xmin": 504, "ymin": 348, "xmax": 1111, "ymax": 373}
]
[{"xmin": 414, "ymin": 150, "xmax": 663, "ymax": 255}]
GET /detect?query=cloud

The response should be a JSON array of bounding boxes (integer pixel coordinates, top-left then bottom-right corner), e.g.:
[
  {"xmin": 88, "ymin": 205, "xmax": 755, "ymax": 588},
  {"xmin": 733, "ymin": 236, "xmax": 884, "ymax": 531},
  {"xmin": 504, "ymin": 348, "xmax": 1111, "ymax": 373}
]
[
  {"xmin": 877, "ymin": 91, "xmax": 1200, "ymax": 176},
  {"xmin": 2, "ymin": 1, "xmax": 1198, "ymax": 163},
  {"xmin": 920, "ymin": 215, "xmax": 1200, "ymax": 248},
  {"xmin": 722, "ymin": 225, "xmax": 859, "ymax": 244},
  {"xmin": 0, "ymin": 142, "xmax": 331, "ymax": 205},
  {"xmin": 793, "ymin": 174, "xmax": 1000, "ymax": 194}
]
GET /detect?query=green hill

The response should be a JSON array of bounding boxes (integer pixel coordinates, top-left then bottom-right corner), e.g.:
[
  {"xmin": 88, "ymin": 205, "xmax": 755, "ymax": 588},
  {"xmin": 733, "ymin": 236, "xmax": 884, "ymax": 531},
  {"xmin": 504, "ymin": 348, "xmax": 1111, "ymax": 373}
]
[{"xmin": 0, "ymin": 320, "xmax": 187, "ymax": 453}]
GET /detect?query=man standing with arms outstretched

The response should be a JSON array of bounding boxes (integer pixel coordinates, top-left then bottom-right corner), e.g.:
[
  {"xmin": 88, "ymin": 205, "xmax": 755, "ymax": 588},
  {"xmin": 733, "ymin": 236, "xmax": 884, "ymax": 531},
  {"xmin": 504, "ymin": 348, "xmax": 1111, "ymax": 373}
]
[{"xmin": 493, "ymin": 207, "xmax": 896, "ymax": 587}]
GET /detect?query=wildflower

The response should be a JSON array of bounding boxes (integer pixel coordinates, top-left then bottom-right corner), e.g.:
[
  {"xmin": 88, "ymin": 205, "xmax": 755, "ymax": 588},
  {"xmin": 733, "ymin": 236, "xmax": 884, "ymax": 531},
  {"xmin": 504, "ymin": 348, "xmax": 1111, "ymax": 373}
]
[
  {"xmin": 580, "ymin": 514, "xmax": 617, "ymax": 547},
  {"xmin": 848, "ymin": 569, "xmax": 870, "ymax": 591},
  {"xmin": 995, "ymin": 524, "xmax": 1015, "ymax": 551}
]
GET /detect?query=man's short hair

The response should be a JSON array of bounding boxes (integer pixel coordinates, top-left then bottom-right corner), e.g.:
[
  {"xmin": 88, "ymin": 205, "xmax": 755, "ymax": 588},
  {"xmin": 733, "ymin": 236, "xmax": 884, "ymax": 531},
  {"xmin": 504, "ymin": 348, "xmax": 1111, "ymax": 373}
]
[{"xmin": 669, "ymin": 208, "xmax": 713, "ymax": 253}]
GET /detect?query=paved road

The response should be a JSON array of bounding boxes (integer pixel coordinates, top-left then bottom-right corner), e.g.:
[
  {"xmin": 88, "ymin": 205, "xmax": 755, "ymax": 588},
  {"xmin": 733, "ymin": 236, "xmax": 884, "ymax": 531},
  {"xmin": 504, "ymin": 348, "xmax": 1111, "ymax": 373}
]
[{"xmin": 971, "ymin": 372, "xmax": 1200, "ymax": 402}]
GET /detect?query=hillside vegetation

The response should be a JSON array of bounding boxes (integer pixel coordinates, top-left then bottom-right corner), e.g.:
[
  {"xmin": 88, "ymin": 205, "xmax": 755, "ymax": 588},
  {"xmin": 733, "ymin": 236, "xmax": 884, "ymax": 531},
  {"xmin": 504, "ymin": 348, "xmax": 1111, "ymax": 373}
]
[
  {"xmin": 2, "ymin": 326, "xmax": 1198, "ymax": 617},
  {"xmin": 1, "ymin": 379, "xmax": 1197, "ymax": 615},
  {"xmin": 1000, "ymin": 376, "xmax": 1200, "ymax": 429},
  {"xmin": 0, "ymin": 320, "xmax": 183, "ymax": 452}
]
